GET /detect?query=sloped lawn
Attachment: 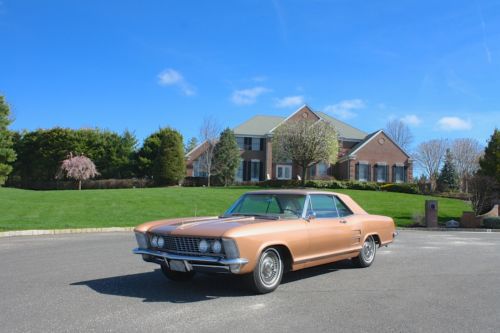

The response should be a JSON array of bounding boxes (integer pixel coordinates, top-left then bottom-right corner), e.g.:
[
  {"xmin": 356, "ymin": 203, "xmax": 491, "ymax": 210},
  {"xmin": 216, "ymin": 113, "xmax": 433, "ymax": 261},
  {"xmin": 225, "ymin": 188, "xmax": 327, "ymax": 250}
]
[{"xmin": 0, "ymin": 187, "xmax": 470, "ymax": 231}]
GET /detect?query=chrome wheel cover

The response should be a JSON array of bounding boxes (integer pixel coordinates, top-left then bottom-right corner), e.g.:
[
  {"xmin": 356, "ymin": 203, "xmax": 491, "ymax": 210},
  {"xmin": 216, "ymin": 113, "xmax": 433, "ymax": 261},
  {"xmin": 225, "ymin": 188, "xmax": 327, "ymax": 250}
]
[
  {"xmin": 361, "ymin": 236, "xmax": 376, "ymax": 263},
  {"xmin": 259, "ymin": 249, "xmax": 282, "ymax": 288}
]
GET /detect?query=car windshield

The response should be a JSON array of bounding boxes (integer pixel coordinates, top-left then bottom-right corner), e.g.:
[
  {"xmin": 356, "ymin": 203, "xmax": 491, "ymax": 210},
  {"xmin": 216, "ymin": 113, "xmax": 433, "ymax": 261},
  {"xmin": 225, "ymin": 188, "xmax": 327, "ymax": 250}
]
[{"xmin": 224, "ymin": 194, "xmax": 306, "ymax": 219}]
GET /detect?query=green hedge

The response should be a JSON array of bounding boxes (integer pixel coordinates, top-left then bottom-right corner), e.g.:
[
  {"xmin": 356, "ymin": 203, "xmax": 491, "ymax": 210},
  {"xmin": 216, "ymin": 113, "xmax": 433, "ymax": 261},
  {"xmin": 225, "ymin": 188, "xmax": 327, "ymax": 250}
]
[
  {"xmin": 261, "ymin": 179, "xmax": 420, "ymax": 194},
  {"xmin": 483, "ymin": 217, "xmax": 500, "ymax": 229}
]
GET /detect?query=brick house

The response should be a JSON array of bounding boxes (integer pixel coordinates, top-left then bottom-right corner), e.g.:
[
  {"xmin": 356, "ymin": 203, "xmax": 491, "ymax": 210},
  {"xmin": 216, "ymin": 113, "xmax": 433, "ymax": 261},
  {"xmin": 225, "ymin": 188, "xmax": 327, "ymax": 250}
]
[{"xmin": 186, "ymin": 105, "xmax": 413, "ymax": 183}]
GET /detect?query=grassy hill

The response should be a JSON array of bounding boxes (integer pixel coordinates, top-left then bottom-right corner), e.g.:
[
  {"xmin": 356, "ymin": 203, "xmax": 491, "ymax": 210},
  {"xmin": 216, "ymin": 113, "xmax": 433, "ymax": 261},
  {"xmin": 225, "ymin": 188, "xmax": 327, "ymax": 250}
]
[{"xmin": 0, "ymin": 187, "xmax": 470, "ymax": 231}]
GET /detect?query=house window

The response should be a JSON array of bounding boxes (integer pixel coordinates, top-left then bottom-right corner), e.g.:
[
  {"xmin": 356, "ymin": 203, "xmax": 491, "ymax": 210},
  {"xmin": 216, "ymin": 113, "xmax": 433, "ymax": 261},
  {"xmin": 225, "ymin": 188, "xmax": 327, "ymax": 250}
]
[
  {"xmin": 356, "ymin": 162, "xmax": 370, "ymax": 182},
  {"xmin": 251, "ymin": 160, "xmax": 261, "ymax": 181},
  {"xmin": 235, "ymin": 159, "xmax": 244, "ymax": 182},
  {"xmin": 276, "ymin": 164, "xmax": 292, "ymax": 180},
  {"xmin": 317, "ymin": 163, "xmax": 328, "ymax": 176},
  {"xmin": 375, "ymin": 163, "xmax": 388, "ymax": 183},
  {"xmin": 236, "ymin": 137, "xmax": 245, "ymax": 150},
  {"xmin": 193, "ymin": 159, "xmax": 207, "ymax": 177},
  {"xmin": 393, "ymin": 165, "xmax": 405, "ymax": 183},
  {"xmin": 251, "ymin": 138, "xmax": 261, "ymax": 151}
]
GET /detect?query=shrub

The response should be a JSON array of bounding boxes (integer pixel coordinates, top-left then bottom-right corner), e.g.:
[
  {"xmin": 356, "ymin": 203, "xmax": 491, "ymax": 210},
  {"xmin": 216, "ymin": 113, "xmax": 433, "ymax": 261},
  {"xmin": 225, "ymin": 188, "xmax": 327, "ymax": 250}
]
[
  {"xmin": 380, "ymin": 183, "xmax": 420, "ymax": 194},
  {"xmin": 483, "ymin": 217, "xmax": 500, "ymax": 229}
]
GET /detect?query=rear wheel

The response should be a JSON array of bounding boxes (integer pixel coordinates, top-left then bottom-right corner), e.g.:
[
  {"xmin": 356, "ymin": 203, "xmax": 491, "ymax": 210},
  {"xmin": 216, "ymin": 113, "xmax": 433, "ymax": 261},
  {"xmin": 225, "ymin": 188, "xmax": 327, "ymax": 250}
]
[
  {"xmin": 248, "ymin": 247, "xmax": 284, "ymax": 294},
  {"xmin": 353, "ymin": 235, "xmax": 377, "ymax": 268},
  {"xmin": 161, "ymin": 263, "xmax": 195, "ymax": 282}
]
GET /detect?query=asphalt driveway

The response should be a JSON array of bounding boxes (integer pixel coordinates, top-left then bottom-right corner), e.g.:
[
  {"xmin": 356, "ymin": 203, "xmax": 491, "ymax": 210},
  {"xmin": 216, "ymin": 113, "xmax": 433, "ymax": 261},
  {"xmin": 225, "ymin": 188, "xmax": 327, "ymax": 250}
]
[{"xmin": 0, "ymin": 231, "xmax": 499, "ymax": 332}]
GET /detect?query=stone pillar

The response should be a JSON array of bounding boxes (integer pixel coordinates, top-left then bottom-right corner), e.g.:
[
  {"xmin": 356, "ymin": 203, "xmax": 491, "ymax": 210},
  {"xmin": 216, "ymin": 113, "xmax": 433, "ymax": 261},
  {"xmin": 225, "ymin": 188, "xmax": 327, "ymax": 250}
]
[{"xmin": 425, "ymin": 200, "xmax": 438, "ymax": 228}]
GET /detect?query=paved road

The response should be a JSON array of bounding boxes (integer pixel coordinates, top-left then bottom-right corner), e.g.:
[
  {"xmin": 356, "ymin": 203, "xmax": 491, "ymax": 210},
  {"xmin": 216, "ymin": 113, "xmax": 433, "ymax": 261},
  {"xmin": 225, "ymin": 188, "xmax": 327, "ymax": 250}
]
[{"xmin": 0, "ymin": 231, "xmax": 499, "ymax": 333}]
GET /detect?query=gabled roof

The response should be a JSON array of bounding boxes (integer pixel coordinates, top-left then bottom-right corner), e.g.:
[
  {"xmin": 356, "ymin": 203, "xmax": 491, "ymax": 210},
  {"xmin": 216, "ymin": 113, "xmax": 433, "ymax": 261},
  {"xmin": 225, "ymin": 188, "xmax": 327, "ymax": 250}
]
[
  {"xmin": 233, "ymin": 104, "xmax": 367, "ymax": 140},
  {"xmin": 347, "ymin": 129, "xmax": 411, "ymax": 158},
  {"xmin": 233, "ymin": 115, "xmax": 284, "ymax": 136}
]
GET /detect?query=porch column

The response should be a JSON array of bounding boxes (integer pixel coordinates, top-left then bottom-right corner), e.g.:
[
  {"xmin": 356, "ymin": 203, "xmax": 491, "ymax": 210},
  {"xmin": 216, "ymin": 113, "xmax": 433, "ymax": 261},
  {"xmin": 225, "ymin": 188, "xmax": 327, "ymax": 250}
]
[{"xmin": 265, "ymin": 137, "xmax": 273, "ymax": 180}]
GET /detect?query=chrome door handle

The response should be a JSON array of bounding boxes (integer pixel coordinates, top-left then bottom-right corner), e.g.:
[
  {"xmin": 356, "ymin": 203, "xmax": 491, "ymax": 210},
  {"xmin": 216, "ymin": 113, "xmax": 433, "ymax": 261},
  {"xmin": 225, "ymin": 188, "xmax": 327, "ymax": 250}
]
[{"xmin": 340, "ymin": 220, "xmax": 347, "ymax": 224}]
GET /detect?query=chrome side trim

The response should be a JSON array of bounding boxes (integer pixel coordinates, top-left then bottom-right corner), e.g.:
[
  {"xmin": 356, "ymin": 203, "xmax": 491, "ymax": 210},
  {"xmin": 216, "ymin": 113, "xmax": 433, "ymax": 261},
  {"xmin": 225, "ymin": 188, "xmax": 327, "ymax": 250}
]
[
  {"xmin": 133, "ymin": 248, "xmax": 249, "ymax": 265},
  {"xmin": 294, "ymin": 248, "xmax": 361, "ymax": 264}
]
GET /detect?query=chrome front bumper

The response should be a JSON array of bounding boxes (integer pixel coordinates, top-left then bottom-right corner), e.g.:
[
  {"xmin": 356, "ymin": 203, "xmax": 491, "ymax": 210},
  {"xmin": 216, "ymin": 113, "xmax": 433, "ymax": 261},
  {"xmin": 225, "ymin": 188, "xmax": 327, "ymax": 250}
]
[{"xmin": 133, "ymin": 248, "xmax": 248, "ymax": 273}]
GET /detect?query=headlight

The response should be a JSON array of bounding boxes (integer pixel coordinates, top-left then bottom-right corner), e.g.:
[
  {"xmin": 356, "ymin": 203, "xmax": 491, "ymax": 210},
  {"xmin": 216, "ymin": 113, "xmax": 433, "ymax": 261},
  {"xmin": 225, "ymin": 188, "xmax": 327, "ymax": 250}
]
[
  {"xmin": 157, "ymin": 236, "xmax": 165, "ymax": 248},
  {"xmin": 222, "ymin": 238, "xmax": 239, "ymax": 258},
  {"xmin": 199, "ymin": 239, "xmax": 209, "ymax": 253},
  {"xmin": 212, "ymin": 240, "xmax": 222, "ymax": 254},
  {"xmin": 151, "ymin": 235, "xmax": 158, "ymax": 247},
  {"xmin": 135, "ymin": 232, "xmax": 148, "ymax": 249}
]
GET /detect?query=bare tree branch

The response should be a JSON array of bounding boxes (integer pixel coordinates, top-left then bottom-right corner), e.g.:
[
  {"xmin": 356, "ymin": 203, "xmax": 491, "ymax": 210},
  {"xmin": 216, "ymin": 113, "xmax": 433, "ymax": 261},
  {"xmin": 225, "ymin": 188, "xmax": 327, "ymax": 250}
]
[
  {"xmin": 385, "ymin": 119, "xmax": 413, "ymax": 151},
  {"xmin": 198, "ymin": 117, "xmax": 220, "ymax": 187},
  {"xmin": 450, "ymin": 138, "xmax": 483, "ymax": 192},
  {"xmin": 413, "ymin": 139, "xmax": 448, "ymax": 191}
]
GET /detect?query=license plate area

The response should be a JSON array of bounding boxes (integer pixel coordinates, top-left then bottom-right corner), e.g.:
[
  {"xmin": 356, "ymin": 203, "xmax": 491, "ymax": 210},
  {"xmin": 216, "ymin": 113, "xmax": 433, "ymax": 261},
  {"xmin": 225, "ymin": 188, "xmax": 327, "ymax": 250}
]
[{"xmin": 169, "ymin": 260, "xmax": 187, "ymax": 272}]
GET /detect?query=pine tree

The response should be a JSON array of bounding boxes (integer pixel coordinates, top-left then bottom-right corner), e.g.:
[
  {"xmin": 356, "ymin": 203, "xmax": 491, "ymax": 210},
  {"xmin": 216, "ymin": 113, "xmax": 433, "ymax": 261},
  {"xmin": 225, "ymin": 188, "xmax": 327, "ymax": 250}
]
[
  {"xmin": 185, "ymin": 137, "xmax": 198, "ymax": 154},
  {"xmin": 0, "ymin": 96, "xmax": 16, "ymax": 186},
  {"xmin": 213, "ymin": 128, "xmax": 240, "ymax": 186},
  {"xmin": 478, "ymin": 128, "xmax": 500, "ymax": 182},
  {"xmin": 152, "ymin": 128, "xmax": 185, "ymax": 186},
  {"xmin": 437, "ymin": 149, "xmax": 458, "ymax": 192}
]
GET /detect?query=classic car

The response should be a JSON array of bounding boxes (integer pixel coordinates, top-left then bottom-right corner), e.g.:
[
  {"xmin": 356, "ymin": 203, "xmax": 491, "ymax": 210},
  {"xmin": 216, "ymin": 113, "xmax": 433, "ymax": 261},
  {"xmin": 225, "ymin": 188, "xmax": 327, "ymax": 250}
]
[{"xmin": 133, "ymin": 189, "xmax": 397, "ymax": 294}]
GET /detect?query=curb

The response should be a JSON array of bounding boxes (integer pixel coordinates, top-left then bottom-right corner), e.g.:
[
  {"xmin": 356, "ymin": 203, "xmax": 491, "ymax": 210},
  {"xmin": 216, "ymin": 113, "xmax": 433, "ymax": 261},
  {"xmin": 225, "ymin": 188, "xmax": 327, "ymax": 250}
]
[
  {"xmin": 1, "ymin": 226, "xmax": 498, "ymax": 238},
  {"xmin": 0, "ymin": 227, "xmax": 134, "ymax": 238},
  {"xmin": 397, "ymin": 227, "xmax": 500, "ymax": 233}
]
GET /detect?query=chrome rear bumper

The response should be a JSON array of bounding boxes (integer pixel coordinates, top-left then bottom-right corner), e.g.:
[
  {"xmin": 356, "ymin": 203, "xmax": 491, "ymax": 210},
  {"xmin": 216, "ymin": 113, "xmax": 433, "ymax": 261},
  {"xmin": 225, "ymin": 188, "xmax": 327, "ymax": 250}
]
[{"xmin": 133, "ymin": 248, "xmax": 248, "ymax": 273}]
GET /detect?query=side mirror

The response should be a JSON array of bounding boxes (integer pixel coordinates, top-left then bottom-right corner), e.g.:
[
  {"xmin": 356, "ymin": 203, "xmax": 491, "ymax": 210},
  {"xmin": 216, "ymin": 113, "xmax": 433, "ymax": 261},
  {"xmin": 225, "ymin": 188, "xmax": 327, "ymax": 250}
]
[{"xmin": 306, "ymin": 211, "xmax": 316, "ymax": 222}]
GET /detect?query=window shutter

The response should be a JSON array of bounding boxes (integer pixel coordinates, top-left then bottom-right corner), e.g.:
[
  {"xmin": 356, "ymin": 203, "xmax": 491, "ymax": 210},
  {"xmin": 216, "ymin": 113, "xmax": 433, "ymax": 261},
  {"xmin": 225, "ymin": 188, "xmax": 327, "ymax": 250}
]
[
  {"xmin": 403, "ymin": 166, "xmax": 407, "ymax": 183},
  {"xmin": 368, "ymin": 164, "xmax": 372, "ymax": 181},
  {"xmin": 242, "ymin": 161, "xmax": 248, "ymax": 181},
  {"xmin": 259, "ymin": 161, "xmax": 264, "ymax": 181},
  {"xmin": 392, "ymin": 165, "xmax": 396, "ymax": 183},
  {"xmin": 260, "ymin": 138, "xmax": 265, "ymax": 151},
  {"xmin": 373, "ymin": 165, "xmax": 377, "ymax": 182},
  {"xmin": 385, "ymin": 165, "xmax": 389, "ymax": 183},
  {"xmin": 355, "ymin": 163, "xmax": 359, "ymax": 180}
]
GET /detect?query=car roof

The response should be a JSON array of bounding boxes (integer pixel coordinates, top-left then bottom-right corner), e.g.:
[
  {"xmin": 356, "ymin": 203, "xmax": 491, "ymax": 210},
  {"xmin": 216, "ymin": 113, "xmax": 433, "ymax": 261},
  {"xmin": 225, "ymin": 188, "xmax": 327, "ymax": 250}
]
[{"xmin": 245, "ymin": 189, "xmax": 368, "ymax": 214}]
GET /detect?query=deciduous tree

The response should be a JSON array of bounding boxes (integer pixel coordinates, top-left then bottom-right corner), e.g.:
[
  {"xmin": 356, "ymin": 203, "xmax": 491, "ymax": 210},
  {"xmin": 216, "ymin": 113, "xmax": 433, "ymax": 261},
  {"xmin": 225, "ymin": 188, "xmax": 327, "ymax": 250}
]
[
  {"xmin": 413, "ymin": 139, "xmax": 448, "ymax": 192},
  {"xmin": 450, "ymin": 138, "xmax": 482, "ymax": 192},
  {"xmin": 198, "ymin": 117, "xmax": 220, "ymax": 187},
  {"xmin": 213, "ymin": 128, "xmax": 240, "ymax": 186},
  {"xmin": 56, "ymin": 153, "xmax": 99, "ymax": 190},
  {"xmin": 273, "ymin": 119, "xmax": 339, "ymax": 186},
  {"xmin": 385, "ymin": 119, "xmax": 413, "ymax": 151}
]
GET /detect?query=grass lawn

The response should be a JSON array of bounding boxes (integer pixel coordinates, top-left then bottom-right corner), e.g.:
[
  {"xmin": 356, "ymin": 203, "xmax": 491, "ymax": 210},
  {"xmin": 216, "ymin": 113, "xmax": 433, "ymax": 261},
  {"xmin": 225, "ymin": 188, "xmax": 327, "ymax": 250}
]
[{"xmin": 0, "ymin": 186, "xmax": 471, "ymax": 231}]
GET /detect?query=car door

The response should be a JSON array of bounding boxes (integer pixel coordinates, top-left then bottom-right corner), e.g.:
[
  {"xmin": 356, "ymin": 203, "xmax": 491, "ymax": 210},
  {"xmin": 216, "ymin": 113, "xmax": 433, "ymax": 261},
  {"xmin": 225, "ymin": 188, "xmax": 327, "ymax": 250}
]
[{"xmin": 306, "ymin": 194, "xmax": 356, "ymax": 259}]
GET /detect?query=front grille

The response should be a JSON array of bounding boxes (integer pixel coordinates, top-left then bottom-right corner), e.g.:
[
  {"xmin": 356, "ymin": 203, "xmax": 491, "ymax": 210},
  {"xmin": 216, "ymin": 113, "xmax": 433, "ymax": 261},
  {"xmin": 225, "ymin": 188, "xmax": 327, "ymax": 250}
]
[{"xmin": 149, "ymin": 234, "xmax": 223, "ymax": 257}]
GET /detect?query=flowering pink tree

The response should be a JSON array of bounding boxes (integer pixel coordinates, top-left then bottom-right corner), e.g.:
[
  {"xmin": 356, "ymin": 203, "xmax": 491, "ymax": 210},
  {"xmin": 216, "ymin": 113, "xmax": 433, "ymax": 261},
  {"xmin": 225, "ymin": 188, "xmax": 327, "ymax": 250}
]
[{"xmin": 57, "ymin": 153, "xmax": 99, "ymax": 190}]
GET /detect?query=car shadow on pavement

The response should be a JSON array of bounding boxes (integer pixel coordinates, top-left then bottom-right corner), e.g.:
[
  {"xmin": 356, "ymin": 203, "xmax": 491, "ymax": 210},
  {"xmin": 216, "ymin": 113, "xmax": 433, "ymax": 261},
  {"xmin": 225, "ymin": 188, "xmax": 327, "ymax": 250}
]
[{"xmin": 71, "ymin": 260, "xmax": 357, "ymax": 303}]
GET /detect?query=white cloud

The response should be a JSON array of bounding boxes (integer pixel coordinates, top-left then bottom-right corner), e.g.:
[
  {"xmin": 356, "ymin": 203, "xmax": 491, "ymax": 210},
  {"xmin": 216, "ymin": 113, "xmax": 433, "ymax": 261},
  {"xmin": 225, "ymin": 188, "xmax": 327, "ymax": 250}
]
[
  {"xmin": 231, "ymin": 87, "xmax": 271, "ymax": 105},
  {"xmin": 401, "ymin": 114, "xmax": 422, "ymax": 126},
  {"xmin": 437, "ymin": 117, "xmax": 472, "ymax": 131},
  {"xmin": 252, "ymin": 76, "xmax": 268, "ymax": 82},
  {"xmin": 157, "ymin": 68, "xmax": 195, "ymax": 96},
  {"xmin": 324, "ymin": 99, "xmax": 365, "ymax": 119},
  {"xmin": 275, "ymin": 95, "xmax": 304, "ymax": 108}
]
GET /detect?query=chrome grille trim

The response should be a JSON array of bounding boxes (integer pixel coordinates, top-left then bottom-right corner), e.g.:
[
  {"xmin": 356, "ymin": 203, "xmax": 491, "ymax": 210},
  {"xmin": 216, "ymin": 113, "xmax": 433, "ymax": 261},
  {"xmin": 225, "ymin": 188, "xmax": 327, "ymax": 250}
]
[{"xmin": 149, "ymin": 234, "xmax": 224, "ymax": 257}]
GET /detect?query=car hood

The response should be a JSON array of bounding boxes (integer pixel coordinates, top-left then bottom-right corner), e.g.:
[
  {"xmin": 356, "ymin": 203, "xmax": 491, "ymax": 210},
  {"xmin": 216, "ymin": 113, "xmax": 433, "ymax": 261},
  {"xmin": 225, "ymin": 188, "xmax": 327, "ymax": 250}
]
[{"xmin": 143, "ymin": 216, "xmax": 276, "ymax": 238}]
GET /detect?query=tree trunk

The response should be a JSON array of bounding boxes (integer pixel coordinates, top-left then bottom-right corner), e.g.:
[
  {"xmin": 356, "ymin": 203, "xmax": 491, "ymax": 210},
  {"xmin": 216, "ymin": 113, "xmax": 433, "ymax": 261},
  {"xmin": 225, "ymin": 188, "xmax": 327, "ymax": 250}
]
[
  {"xmin": 207, "ymin": 171, "xmax": 211, "ymax": 187},
  {"xmin": 301, "ymin": 164, "xmax": 307, "ymax": 187},
  {"xmin": 78, "ymin": 180, "xmax": 82, "ymax": 191}
]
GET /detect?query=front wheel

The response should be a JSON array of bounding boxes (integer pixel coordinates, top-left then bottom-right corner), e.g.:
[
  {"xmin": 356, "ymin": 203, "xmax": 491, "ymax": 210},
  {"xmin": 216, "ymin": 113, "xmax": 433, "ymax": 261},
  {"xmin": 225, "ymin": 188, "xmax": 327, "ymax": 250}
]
[
  {"xmin": 248, "ymin": 248, "xmax": 284, "ymax": 294},
  {"xmin": 161, "ymin": 263, "xmax": 195, "ymax": 282},
  {"xmin": 352, "ymin": 235, "xmax": 377, "ymax": 268}
]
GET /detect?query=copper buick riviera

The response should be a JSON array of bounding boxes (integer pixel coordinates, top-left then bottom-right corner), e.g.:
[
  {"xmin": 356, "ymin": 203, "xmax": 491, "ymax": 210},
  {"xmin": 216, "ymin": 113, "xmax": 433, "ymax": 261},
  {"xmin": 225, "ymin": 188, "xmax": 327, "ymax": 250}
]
[{"xmin": 133, "ymin": 190, "xmax": 397, "ymax": 294}]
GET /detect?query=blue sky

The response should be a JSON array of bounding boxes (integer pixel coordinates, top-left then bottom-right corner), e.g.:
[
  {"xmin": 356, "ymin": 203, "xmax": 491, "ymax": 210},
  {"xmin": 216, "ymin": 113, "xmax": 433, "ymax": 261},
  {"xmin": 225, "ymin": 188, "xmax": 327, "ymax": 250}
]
[{"xmin": 0, "ymin": 0, "xmax": 499, "ymax": 150}]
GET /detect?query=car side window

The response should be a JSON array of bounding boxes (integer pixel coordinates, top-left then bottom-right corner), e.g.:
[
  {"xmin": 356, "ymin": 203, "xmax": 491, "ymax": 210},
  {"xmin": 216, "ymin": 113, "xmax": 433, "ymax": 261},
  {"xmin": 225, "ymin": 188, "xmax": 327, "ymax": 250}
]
[
  {"xmin": 333, "ymin": 196, "xmax": 353, "ymax": 217},
  {"xmin": 309, "ymin": 194, "xmax": 339, "ymax": 218}
]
